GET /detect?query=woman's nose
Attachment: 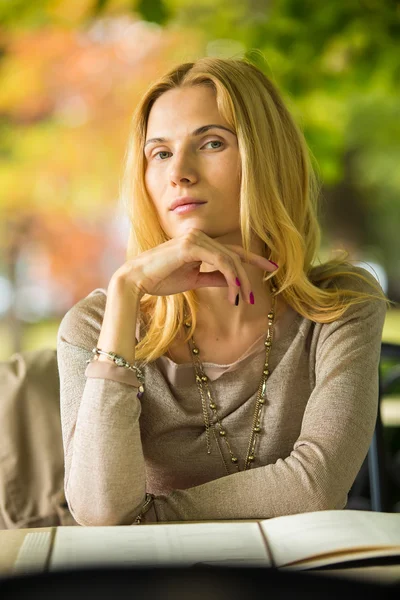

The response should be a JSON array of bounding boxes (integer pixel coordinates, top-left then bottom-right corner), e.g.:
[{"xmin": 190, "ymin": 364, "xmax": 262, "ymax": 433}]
[{"xmin": 169, "ymin": 153, "xmax": 198, "ymax": 186}]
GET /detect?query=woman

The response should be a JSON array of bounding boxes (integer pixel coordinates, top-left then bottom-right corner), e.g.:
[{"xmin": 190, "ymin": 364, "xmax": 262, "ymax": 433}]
[{"xmin": 57, "ymin": 57, "xmax": 391, "ymax": 526}]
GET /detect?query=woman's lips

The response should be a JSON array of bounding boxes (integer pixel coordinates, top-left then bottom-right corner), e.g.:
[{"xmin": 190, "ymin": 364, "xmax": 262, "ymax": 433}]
[{"xmin": 172, "ymin": 203, "xmax": 206, "ymax": 214}]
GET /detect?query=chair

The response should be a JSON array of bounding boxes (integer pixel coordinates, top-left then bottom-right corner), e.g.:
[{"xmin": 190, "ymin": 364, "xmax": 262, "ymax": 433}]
[
  {"xmin": 0, "ymin": 348, "xmax": 78, "ymax": 529},
  {"xmin": 368, "ymin": 342, "xmax": 400, "ymax": 512}
]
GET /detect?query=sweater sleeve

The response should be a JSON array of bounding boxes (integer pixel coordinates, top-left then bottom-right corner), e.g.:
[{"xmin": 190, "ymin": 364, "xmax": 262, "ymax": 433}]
[
  {"xmin": 151, "ymin": 293, "xmax": 387, "ymax": 522},
  {"xmin": 57, "ymin": 293, "xmax": 148, "ymax": 527}
]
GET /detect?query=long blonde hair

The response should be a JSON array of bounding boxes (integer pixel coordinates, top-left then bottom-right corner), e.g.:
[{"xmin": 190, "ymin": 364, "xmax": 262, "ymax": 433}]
[{"xmin": 120, "ymin": 57, "xmax": 392, "ymax": 365}]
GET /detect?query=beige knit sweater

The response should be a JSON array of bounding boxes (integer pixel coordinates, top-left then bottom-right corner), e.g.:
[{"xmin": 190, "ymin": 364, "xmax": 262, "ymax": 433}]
[{"xmin": 57, "ymin": 266, "xmax": 387, "ymax": 526}]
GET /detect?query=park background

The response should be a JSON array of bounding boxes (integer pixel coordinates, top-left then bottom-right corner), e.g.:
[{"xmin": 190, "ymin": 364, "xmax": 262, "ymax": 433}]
[
  {"xmin": 0, "ymin": 10, "xmax": 398, "ymax": 359},
  {"xmin": 0, "ymin": 0, "xmax": 399, "ymax": 509},
  {"xmin": 1, "ymin": 0, "xmax": 399, "ymax": 357}
]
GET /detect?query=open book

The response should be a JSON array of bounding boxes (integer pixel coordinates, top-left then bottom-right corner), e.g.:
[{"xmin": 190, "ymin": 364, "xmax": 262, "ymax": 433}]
[{"xmin": 14, "ymin": 510, "xmax": 400, "ymax": 574}]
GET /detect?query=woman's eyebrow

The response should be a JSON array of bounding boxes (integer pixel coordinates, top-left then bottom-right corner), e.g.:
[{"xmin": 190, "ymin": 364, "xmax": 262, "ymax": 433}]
[{"xmin": 144, "ymin": 124, "xmax": 236, "ymax": 148}]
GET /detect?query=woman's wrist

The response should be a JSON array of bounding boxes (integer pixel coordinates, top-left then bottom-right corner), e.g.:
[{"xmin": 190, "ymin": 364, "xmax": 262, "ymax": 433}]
[
  {"xmin": 108, "ymin": 268, "xmax": 144, "ymax": 303},
  {"xmin": 97, "ymin": 275, "xmax": 142, "ymax": 364}
]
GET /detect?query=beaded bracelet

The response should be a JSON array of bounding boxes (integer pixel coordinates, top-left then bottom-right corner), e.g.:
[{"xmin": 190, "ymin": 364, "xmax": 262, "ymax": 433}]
[{"xmin": 88, "ymin": 347, "xmax": 145, "ymax": 399}]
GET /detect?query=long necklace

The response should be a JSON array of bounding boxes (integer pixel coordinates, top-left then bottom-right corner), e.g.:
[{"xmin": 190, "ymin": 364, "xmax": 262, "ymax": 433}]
[{"xmin": 185, "ymin": 279, "xmax": 277, "ymax": 474}]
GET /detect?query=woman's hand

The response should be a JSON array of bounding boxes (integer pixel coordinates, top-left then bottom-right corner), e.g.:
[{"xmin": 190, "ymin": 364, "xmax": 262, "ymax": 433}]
[{"xmin": 113, "ymin": 228, "xmax": 278, "ymax": 306}]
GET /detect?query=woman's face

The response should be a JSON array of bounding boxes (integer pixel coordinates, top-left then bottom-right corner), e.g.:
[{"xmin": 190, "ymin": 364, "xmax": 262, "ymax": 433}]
[{"xmin": 144, "ymin": 85, "xmax": 242, "ymax": 241}]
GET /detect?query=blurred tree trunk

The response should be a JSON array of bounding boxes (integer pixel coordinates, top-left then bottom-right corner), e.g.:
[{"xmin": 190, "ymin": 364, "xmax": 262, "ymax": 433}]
[{"xmin": 320, "ymin": 149, "xmax": 371, "ymax": 251}]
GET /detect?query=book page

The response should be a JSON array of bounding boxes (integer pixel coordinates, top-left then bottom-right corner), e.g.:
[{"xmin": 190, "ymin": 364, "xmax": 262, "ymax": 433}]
[
  {"xmin": 284, "ymin": 547, "xmax": 400, "ymax": 571},
  {"xmin": 260, "ymin": 510, "xmax": 400, "ymax": 569},
  {"xmin": 49, "ymin": 522, "xmax": 272, "ymax": 570},
  {"xmin": 13, "ymin": 532, "xmax": 53, "ymax": 574}
]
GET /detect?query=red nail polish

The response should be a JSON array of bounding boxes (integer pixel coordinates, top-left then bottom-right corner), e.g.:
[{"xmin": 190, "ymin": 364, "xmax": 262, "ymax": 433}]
[
  {"xmin": 269, "ymin": 260, "xmax": 279, "ymax": 268},
  {"xmin": 235, "ymin": 277, "xmax": 241, "ymax": 286},
  {"xmin": 249, "ymin": 292, "xmax": 254, "ymax": 305}
]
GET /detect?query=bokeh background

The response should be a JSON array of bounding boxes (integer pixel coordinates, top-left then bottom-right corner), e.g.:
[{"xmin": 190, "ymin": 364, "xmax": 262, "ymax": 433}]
[{"xmin": 1, "ymin": 1, "xmax": 399, "ymax": 352}]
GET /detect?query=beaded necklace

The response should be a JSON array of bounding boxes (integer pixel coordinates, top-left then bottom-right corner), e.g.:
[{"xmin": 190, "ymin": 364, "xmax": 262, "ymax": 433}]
[{"xmin": 185, "ymin": 279, "xmax": 277, "ymax": 474}]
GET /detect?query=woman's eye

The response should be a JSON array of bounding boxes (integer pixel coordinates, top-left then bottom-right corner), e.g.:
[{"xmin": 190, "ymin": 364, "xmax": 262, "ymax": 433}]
[
  {"xmin": 204, "ymin": 140, "xmax": 224, "ymax": 149},
  {"xmin": 155, "ymin": 151, "xmax": 171, "ymax": 160},
  {"xmin": 153, "ymin": 140, "xmax": 224, "ymax": 160}
]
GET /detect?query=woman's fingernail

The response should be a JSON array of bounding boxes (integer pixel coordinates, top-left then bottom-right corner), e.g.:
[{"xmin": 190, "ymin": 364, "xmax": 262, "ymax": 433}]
[
  {"xmin": 249, "ymin": 292, "xmax": 254, "ymax": 305},
  {"xmin": 235, "ymin": 293, "xmax": 240, "ymax": 306},
  {"xmin": 269, "ymin": 260, "xmax": 279, "ymax": 268},
  {"xmin": 235, "ymin": 277, "xmax": 241, "ymax": 286}
]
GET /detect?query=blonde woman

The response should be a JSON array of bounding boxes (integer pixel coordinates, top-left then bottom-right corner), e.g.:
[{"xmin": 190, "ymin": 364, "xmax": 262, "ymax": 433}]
[{"xmin": 57, "ymin": 57, "xmax": 391, "ymax": 526}]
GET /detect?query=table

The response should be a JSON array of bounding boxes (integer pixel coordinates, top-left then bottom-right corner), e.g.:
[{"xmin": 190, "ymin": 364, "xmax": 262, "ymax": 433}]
[
  {"xmin": 1, "ymin": 527, "xmax": 400, "ymax": 584},
  {"xmin": 0, "ymin": 527, "xmax": 53, "ymax": 576}
]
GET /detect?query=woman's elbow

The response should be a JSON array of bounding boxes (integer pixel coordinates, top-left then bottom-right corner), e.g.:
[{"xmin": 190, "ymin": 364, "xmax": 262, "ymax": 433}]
[
  {"xmin": 305, "ymin": 487, "xmax": 348, "ymax": 513},
  {"xmin": 67, "ymin": 505, "xmax": 135, "ymax": 526},
  {"xmin": 65, "ymin": 492, "xmax": 142, "ymax": 526}
]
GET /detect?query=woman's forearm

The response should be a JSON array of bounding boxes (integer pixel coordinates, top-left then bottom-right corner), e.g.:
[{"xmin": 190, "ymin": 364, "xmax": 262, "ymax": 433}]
[
  {"xmin": 65, "ymin": 376, "xmax": 146, "ymax": 526},
  {"xmin": 61, "ymin": 276, "xmax": 147, "ymax": 526}
]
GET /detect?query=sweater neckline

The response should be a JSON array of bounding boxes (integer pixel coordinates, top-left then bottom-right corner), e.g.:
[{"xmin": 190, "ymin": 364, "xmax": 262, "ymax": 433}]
[{"xmin": 157, "ymin": 304, "xmax": 301, "ymax": 374}]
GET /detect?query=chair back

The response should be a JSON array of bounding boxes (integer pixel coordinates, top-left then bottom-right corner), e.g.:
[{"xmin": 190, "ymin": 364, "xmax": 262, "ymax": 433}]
[{"xmin": 368, "ymin": 342, "xmax": 400, "ymax": 511}]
